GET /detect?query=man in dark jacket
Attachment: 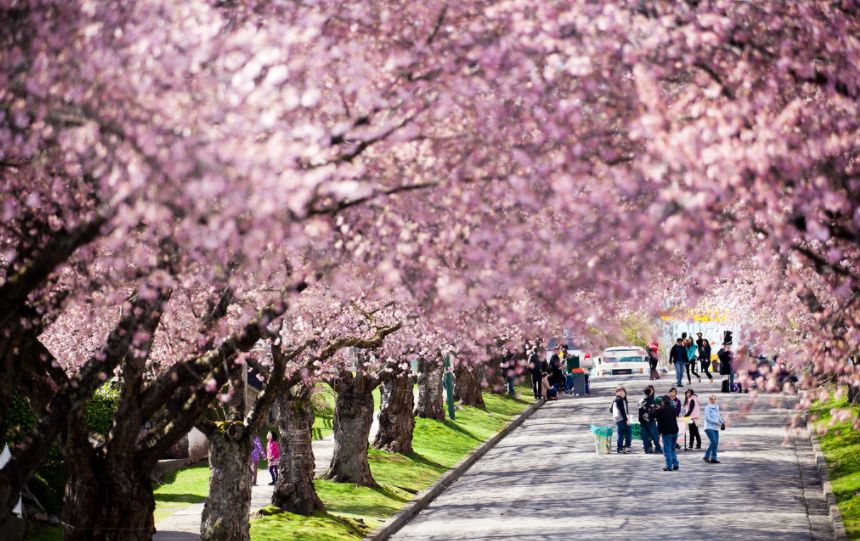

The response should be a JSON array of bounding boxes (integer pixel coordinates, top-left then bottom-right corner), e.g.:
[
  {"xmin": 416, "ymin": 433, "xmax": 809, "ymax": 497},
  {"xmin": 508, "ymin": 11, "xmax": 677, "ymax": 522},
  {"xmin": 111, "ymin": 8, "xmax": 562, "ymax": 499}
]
[
  {"xmin": 669, "ymin": 338, "xmax": 688, "ymax": 387},
  {"xmin": 528, "ymin": 347, "xmax": 543, "ymax": 398},
  {"xmin": 655, "ymin": 395, "xmax": 680, "ymax": 471},
  {"xmin": 637, "ymin": 385, "xmax": 662, "ymax": 454},
  {"xmin": 612, "ymin": 386, "xmax": 632, "ymax": 454},
  {"xmin": 718, "ymin": 343, "xmax": 734, "ymax": 392}
]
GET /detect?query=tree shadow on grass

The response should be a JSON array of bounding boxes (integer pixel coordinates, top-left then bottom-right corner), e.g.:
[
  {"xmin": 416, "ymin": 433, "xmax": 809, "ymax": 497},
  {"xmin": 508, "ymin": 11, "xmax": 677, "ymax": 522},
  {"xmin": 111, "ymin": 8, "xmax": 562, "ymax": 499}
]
[
  {"xmin": 401, "ymin": 451, "xmax": 447, "ymax": 472},
  {"xmin": 154, "ymin": 493, "xmax": 207, "ymax": 504},
  {"xmin": 369, "ymin": 484, "xmax": 411, "ymax": 504},
  {"xmin": 440, "ymin": 419, "xmax": 482, "ymax": 441}
]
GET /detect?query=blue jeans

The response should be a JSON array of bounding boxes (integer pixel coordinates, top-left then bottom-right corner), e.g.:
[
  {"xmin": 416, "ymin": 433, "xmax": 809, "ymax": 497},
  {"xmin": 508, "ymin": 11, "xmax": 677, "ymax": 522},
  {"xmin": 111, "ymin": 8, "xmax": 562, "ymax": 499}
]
[
  {"xmin": 661, "ymin": 433, "xmax": 679, "ymax": 469},
  {"xmin": 506, "ymin": 376, "xmax": 515, "ymax": 396},
  {"xmin": 705, "ymin": 428, "xmax": 719, "ymax": 461},
  {"xmin": 641, "ymin": 420, "xmax": 661, "ymax": 453},
  {"xmin": 616, "ymin": 421, "xmax": 632, "ymax": 451},
  {"xmin": 674, "ymin": 362, "xmax": 685, "ymax": 385}
]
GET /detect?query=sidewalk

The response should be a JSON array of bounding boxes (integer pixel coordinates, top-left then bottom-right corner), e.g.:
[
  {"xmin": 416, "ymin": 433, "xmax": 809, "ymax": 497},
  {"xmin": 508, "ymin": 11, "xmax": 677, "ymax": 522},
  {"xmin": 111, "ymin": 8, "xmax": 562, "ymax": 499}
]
[{"xmin": 154, "ymin": 417, "xmax": 379, "ymax": 541}]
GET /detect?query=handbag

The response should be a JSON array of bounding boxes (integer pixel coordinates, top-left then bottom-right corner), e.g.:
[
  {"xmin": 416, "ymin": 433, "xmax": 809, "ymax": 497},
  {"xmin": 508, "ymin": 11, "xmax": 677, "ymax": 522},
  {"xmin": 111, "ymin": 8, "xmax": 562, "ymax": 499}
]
[{"xmin": 720, "ymin": 422, "xmax": 725, "ymax": 431}]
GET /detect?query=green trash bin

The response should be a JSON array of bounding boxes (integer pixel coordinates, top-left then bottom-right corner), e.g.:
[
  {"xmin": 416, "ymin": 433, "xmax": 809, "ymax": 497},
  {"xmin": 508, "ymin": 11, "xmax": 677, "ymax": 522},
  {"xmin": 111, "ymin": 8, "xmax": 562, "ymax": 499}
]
[{"xmin": 590, "ymin": 424, "xmax": 613, "ymax": 455}]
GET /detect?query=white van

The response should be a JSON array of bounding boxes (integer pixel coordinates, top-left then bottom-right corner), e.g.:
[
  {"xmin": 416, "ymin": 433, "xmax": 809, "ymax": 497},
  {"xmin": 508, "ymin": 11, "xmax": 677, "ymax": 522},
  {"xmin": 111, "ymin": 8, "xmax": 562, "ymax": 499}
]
[{"xmin": 595, "ymin": 346, "xmax": 649, "ymax": 377}]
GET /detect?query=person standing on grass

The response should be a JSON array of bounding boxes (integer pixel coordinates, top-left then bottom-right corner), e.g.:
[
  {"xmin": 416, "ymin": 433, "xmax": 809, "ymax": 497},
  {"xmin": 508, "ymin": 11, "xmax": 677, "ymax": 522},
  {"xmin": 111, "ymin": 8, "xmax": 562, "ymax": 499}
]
[
  {"xmin": 638, "ymin": 385, "xmax": 662, "ymax": 454},
  {"xmin": 669, "ymin": 338, "xmax": 688, "ymax": 387},
  {"xmin": 703, "ymin": 394, "xmax": 725, "ymax": 464},
  {"xmin": 611, "ymin": 385, "xmax": 632, "ymax": 454},
  {"xmin": 250, "ymin": 436, "xmax": 263, "ymax": 485},
  {"xmin": 655, "ymin": 395, "xmax": 680, "ymax": 471},
  {"xmin": 528, "ymin": 346, "xmax": 543, "ymax": 399},
  {"xmin": 684, "ymin": 389, "xmax": 702, "ymax": 450},
  {"xmin": 266, "ymin": 431, "xmax": 281, "ymax": 485}
]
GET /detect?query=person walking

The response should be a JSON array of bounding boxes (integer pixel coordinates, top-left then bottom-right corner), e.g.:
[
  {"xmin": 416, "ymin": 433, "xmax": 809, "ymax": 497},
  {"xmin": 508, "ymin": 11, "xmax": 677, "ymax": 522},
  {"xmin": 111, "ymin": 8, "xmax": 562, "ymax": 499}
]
[
  {"xmin": 684, "ymin": 389, "xmax": 702, "ymax": 450},
  {"xmin": 703, "ymin": 394, "xmax": 725, "ymax": 463},
  {"xmin": 699, "ymin": 338, "xmax": 714, "ymax": 382},
  {"xmin": 685, "ymin": 337, "xmax": 701, "ymax": 384},
  {"xmin": 638, "ymin": 385, "xmax": 662, "ymax": 454},
  {"xmin": 250, "ymin": 436, "xmax": 263, "ymax": 485},
  {"xmin": 612, "ymin": 385, "xmax": 632, "ymax": 454},
  {"xmin": 655, "ymin": 394, "xmax": 680, "ymax": 471},
  {"xmin": 266, "ymin": 431, "xmax": 281, "ymax": 485},
  {"xmin": 669, "ymin": 338, "xmax": 688, "ymax": 387},
  {"xmin": 718, "ymin": 342, "xmax": 734, "ymax": 392},
  {"xmin": 528, "ymin": 347, "xmax": 543, "ymax": 399},
  {"xmin": 647, "ymin": 344, "xmax": 660, "ymax": 380}
]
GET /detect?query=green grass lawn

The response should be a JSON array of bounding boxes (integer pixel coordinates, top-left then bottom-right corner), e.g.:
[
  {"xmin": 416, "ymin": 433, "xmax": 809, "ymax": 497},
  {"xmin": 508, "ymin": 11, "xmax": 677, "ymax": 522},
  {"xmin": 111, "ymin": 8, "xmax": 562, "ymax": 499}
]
[
  {"xmin": 808, "ymin": 390, "xmax": 860, "ymax": 540},
  {"xmin": 250, "ymin": 389, "xmax": 535, "ymax": 540}
]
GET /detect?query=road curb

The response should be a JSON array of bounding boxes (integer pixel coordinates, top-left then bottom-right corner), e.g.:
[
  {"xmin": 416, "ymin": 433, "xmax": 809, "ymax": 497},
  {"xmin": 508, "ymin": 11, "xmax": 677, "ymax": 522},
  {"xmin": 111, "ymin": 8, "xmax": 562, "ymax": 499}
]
[
  {"xmin": 807, "ymin": 429, "xmax": 848, "ymax": 541},
  {"xmin": 365, "ymin": 397, "xmax": 546, "ymax": 541}
]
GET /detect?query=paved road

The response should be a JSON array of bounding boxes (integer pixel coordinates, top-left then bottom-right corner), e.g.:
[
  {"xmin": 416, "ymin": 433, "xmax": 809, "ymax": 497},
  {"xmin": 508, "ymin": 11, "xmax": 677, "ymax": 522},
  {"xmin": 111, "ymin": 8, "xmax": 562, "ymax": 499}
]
[{"xmin": 391, "ymin": 376, "xmax": 834, "ymax": 541}]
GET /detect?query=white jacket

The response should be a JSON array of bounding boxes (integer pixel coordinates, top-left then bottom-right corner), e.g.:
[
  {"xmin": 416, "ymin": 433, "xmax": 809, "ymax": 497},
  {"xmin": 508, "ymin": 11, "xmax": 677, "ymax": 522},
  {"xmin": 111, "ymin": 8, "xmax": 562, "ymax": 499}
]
[{"xmin": 703, "ymin": 404, "xmax": 723, "ymax": 431}]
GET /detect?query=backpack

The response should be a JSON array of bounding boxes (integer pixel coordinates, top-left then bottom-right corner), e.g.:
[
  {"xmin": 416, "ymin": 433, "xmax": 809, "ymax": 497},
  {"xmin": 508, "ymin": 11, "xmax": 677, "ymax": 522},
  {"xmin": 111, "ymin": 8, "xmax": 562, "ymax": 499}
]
[{"xmin": 637, "ymin": 397, "xmax": 650, "ymax": 422}]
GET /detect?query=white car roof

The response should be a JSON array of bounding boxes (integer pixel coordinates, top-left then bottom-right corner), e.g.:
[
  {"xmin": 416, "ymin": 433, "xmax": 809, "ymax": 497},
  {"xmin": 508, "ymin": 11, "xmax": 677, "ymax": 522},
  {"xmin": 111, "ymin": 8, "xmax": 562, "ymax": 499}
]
[{"xmin": 604, "ymin": 347, "xmax": 646, "ymax": 355}]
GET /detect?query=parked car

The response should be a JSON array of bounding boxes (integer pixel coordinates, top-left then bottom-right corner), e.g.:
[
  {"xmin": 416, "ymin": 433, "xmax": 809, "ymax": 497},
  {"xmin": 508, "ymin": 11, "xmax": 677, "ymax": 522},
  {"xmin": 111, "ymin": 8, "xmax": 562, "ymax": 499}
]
[{"xmin": 594, "ymin": 346, "xmax": 649, "ymax": 377}]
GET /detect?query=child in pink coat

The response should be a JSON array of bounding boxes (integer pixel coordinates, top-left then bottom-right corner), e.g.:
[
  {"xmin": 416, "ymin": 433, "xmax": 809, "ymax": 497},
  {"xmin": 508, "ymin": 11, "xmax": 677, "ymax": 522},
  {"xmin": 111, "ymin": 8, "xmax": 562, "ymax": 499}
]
[{"xmin": 266, "ymin": 431, "xmax": 281, "ymax": 485}]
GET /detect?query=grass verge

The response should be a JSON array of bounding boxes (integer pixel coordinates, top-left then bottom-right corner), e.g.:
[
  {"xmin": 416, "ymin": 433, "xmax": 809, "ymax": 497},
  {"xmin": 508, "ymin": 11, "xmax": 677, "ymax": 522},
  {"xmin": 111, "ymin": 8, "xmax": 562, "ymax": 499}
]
[
  {"xmin": 250, "ymin": 388, "xmax": 535, "ymax": 540},
  {"xmin": 808, "ymin": 390, "xmax": 860, "ymax": 540}
]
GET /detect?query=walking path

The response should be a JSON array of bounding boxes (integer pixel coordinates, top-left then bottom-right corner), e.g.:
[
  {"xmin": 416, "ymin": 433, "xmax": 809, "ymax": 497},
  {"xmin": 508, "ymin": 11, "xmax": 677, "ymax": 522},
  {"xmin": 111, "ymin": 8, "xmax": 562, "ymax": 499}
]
[
  {"xmin": 154, "ymin": 417, "xmax": 379, "ymax": 541},
  {"xmin": 391, "ymin": 377, "xmax": 834, "ymax": 541}
]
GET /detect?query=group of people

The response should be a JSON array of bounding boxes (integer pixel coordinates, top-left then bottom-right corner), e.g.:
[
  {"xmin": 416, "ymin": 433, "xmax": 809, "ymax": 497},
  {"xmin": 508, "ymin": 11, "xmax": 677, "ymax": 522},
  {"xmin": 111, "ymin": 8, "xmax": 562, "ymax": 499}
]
[
  {"xmin": 612, "ymin": 384, "xmax": 726, "ymax": 470},
  {"xmin": 528, "ymin": 344, "xmax": 588, "ymax": 400},
  {"xmin": 667, "ymin": 331, "xmax": 736, "ymax": 391}
]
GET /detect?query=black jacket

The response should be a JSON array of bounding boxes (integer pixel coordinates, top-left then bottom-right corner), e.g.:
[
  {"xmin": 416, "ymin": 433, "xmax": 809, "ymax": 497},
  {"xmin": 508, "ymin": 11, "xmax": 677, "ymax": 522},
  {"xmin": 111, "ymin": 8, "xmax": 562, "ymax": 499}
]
[
  {"xmin": 638, "ymin": 394, "xmax": 657, "ymax": 424},
  {"xmin": 528, "ymin": 353, "xmax": 543, "ymax": 375},
  {"xmin": 613, "ymin": 395, "xmax": 629, "ymax": 423},
  {"xmin": 718, "ymin": 348, "xmax": 732, "ymax": 375},
  {"xmin": 699, "ymin": 343, "xmax": 711, "ymax": 361},
  {"xmin": 655, "ymin": 403, "xmax": 679, "ymax": 435},
  {"xmin": 669, "ymin": 344, "xmax": 688, "ymax": 364}
]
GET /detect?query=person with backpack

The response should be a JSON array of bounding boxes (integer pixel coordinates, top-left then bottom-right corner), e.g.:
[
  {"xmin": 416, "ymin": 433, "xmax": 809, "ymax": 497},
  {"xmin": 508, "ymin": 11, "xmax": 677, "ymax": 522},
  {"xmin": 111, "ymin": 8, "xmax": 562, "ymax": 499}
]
[
  {"xmin": 638, "ymin": 385, "xmax": 662, "ymax": 454},
  {"xmin": 684, "ymin": 389, "xmax": 702, "ymax": 450},
  {"xmin": 647, "ymin": 344, "xmax": 660, "ymax": 380},
  {"xmin": 669, "ymin": 338, "xmax": 688, "ymax": 387},
  {"xmin": 611, "ymin": 385, "xmax": 632, "ymax": 454},
  {"xmin": 699, "ymin": 338, "xmax": 714, "ymax": 382},
  {"xmin": 703, "ymin": 394, "xmax": 725, "ymax": 463},
  {"xmin": 655, "ymin": 395, "xmax": 680, "ymax": 471}
]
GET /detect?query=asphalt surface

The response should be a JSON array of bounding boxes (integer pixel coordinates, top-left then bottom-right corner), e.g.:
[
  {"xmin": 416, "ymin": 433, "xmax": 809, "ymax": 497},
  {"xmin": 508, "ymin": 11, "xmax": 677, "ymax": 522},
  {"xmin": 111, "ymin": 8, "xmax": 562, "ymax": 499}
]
[{"xmin": 390, "ymin": 375, "xmax": 834, "ymax": 541}]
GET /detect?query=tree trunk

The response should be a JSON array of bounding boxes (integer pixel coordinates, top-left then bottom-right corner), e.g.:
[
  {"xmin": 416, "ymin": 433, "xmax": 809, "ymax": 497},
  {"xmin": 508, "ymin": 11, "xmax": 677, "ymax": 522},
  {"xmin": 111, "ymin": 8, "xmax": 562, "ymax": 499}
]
[
  {"xmin": 272, "ymin": 386, "xmax": 325, "ymax": 515},
  {"xmin": 454, "ymin": 363, "xmax": 485, "ymax": 408},
  {"xmin": 373, "ymin": 370, "xmax": 415, "ymax": 454},
  {"xmin": 323, "ymin": 372, "xmax": 377, "ymax": 487},
  {"xmin": 200, "ymin": 425, "xmax": 253, "ymax": 541},
  {"xmin": 62, "ymin": 458, "xmax": 155, "ymax": 541},
  {"xmin": 414, "ymin": 356, "xmax": 444, "ymax": 420},
  {"xmin": 60, "ymin": 409, "xmax": 155, "ymax": 541}
]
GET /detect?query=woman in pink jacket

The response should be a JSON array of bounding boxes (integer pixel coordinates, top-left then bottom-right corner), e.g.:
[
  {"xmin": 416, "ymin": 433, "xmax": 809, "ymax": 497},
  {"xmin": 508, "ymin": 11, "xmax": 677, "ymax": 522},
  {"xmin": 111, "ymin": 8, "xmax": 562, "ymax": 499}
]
[{"xmin": 684, "ymin": 389, "xmax": 702, "ymax": 450}]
